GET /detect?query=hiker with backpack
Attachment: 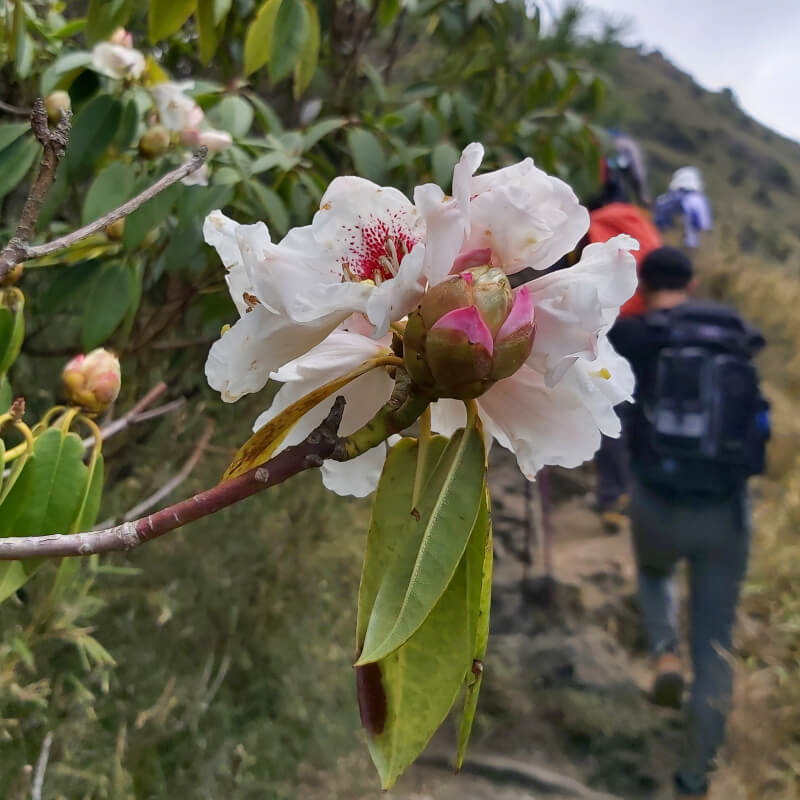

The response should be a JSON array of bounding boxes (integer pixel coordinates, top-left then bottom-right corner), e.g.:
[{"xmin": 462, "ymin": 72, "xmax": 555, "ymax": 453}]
[
  {"xmin": 654, "ymin": 166, "xmax": 713, "ymax": 249},
  {"xmin": 586, "ymin": 136, "xmax": 663, "ymax": 529},
  {"xmin": 608, "ymin": 247, "xmax": 770, "ymax": 800}
]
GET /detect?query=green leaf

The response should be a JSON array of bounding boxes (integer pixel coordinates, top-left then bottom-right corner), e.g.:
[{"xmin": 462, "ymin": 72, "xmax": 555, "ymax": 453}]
[
  {"xmin": 114, "ymin": 97, "xmax": 140, "ymax": 150},
  {"xmin": 0, "ymin": 294, "xmax": 24, "ymax": 375},
  {"xmin": 293, "ymin": 0, "xmax": 320, "ymax": 98},
  {"xmin": 357, "ymin": 425, "xmax": 486, "ymax": 665},
  {"xmin": 82, "ymin": 161, "xmax": 137, "ymax": 226},
  {"xmin": 206, "ymin": 95, "xmax": 254, "ymax": 138},
  {"xmin": 346, "ymin": 128, "xmax": 387, "ymax": 184},
  {"xmin": 302, "ymin": 117, "xmax": 346, "ymax": 150},
  {"xmin": 40, "ymin": 262, "xmax": 102, "ymax": 314},
  {"xmin": 248, "ymin": 181, "xmax": 289, "ymax": 236},
  {"xmin": 75, "ymin": 454, "xmax": 105, "ymax": 531},
  {"xmin": 0, "ymin": 122, "xmax": 31, "ymax": 151},
  {"xmin": 456, "ymin": 486, "xmax": 493, "ymax": 768},
  {"xmin": 0, "ymin": 135, "xmax": 40, "ymax": 202},
  {"xmin": 87, "ymin": 0, "xmax": 134, "ymax": 44},
  {"xmin": 270, "ymin": 0, "xmax": 307, "ymax": 84},
  {"xmin": 123, "ymin": 179, "xmax": 181, "ymax": 251},
  {"xmin": 244, "ymin": 0, "xmax": 281, "ymax": 76},
  {"xmin": 0, "ymin": 428, "xmax": 92, "ymax": 603},
  {"xmin": 149, "ymin": 0, "xmax": 197, "ymax": 42},
  {"xmin": 66, "ymin": 94, "xmax": 123, "ymax": 179},
  {"xmin": 378, "ymin": 0, "xmax": 402, "ymax": 27},
  {"xmin": 431, "ymin": 142, "xmax": 460, "ymax": 190},
  {"xmin": 213, "ymin": 0, "xmax": 233, "ymax": 24},
  {"xmin": 357, "ymin": 443, "xmax": 488, "ymax": 788},
  {"xmin": 0, "ymin": 375, "xmax": 11, "ymax": 413},
  {"xmin": 81, "ymin": 262, "xmax": 131, "ymax": 349},
  {"xmin": 197, "ymin": 0, "xmax": 219, "ymax": 62},
  {"xmin": 40, "ymin": 51, "xmax": 93, "ymax": 96}
]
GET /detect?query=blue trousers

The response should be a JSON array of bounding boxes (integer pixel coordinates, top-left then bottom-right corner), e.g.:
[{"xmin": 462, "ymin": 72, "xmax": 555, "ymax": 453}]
[{"xmin": 630, "ymin": 477, "xmax": 750, "ymax": 795}]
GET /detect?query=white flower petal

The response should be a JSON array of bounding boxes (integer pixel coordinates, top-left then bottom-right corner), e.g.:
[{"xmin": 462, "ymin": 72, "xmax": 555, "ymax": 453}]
[
  {"xmin": 465, "ymin": 158, "xmax": 589, "ymax": 273},
  {"xmin": 253, "ymin": 329, "xmax": 395, "ymax": 496},
  {"xmin": 525, "ymin": 235, "xmax": 638, "ymax": 383},
  {"xmin": 476, "ymin": 365, "xmax": 603, "ymax": 478},
  {"xmin": 365, "ymin": 244, "xmax": 426, "ymax": 336},
  {"xmin": 91, "ymin": 43, "xmax": 145, "ymax": 79},
  {"xmin": 151, "ymin": 81, "xmax": 204, "ymax": 131},
  {"xmin": 205, "ymin": 305, "xmax": 341, "ymax": 403},
  {"xmin": 413, "ymin": 183, "xmax": 466, "ymax": 286},
  {"xmin": 452, "ymin": 142, "xmax": 485, "ymax": 227}
]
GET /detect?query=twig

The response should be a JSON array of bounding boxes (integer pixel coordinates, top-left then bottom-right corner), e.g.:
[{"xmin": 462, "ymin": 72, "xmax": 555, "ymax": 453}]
[
  {"xmin": 0, "ymin": 99, "xmax": 31, "ymax": 115},
  {"xmin": 122, "ymin": 420, "xmax": 214, "ymax": 521},
  {"xmin": 0, "ymin": 99, "xmax": 71, "ymax": 282},
  {"xmin": 23, "ymin": 149, "xmax": 208, "ymax": 263},
  {"xmin": 0, "ymin": 397, "xmax": 346, "ymax": 560},
  {"xmin": 31, "ymin": 732, "xmax": 54, "ymax": 800},
  {"xmin": 124, "ymin": 398, "xmax": 185, "ymax": 424}
]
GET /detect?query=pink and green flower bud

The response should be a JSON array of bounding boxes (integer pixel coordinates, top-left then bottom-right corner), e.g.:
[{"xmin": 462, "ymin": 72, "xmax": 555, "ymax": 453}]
[
  {"xmin": 62, "ymin": 348, "xmax": 121, "ymax": 414},
  {"xmin": 404, "ymin": 269, "xmax": 535, "ymax": 400},
  {"xmin": 138, "ymin": 125, "xmax": 171, "ymax": 158}
]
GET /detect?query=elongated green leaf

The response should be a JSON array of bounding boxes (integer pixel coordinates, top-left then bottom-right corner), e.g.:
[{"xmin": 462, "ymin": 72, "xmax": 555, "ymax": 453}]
[
  {"xmin": 0, "ymin": 122, "xmax": 31, "ymax": 151},
  {"xmin": 75, "ymin": 453, "xmax": 105, "ymax": 531},
  {"xmin": 0, "ymin": 563, "xmax": 32, "ymax": 605},
  {"xmin": 123, "ymin": 178, "xmax": 181, "ymax": 251},
  {"xmin": 346, "ymin": 128, "xmax": 387, "ymax": 184},
  {"xmin": 197, "ymin": 0, "xmax": 219, "ymax": 62},
  {"xmin": 358, "ymin": 471, "xmax": 488, "ymax": 789},
  {"xmin": 40, "ymin": 51, "xmax": 93, "ymax": 95},
  {"xmin": 82, "ymin": 161, "xmax": 137, "ymax": 226},
  {"xmin": 456, "ymin": 486, "xmax": 493, "ymax": 768},
  {"xmin": 40, "ymin": 262, "xmax": 101, "ymax": 314},
  {"xmin": 81, "ymin": 262, "xmax": 131, "ymax": 349},
  {"xmin": 358, "ymin": 426, "xmax": 486, "ymax": 665},
  {"xmin": 357, "ymin": 437, "xmax": 448, "ymax": 647},
  {"xmin": 293, "ymin": 0, "xmax": 320, "ymax": 98},
  {"xmin": 248, "ymin": 181, "xmax": 289, "ymax": 236},
  {"xmin": 66, "ymin": 94, "xmax": 123, "ymax": 178},
  {"xmin": 87, "ymin": 0, "xmax": 135, "ymax": 43},
  {"xmin": 0, "ymin": 292, "xmax": 24, "ymax": 374},
  {"xmin": 431, "ymin": 142, "xmax": 460, "ymax": 190},
  {"xmin": 302, "ymin": 117, "xmax": 346, "ymax": 150},
  {"xmin": 149, "ymin": 0, "xmax": 196, "ymax": 42},
  {"xmin": 206, "ymin": 95, "xmax": 254, "ymax": 138},
  {"xmin": 0, "ymin": 375, "xmax": 11, "ymax": 413},
  {"xmin": 213, "ymin": 0, "xmax": 233, "ymax": 24},
  {"xmin": 114, "ymin": 97, "xmax": 140, "ymax": 150},
  {"xmin": 244, "ymin": 0, "xmax": 281, "ymax": 76},
  {"xmin": 0, "ymin": 135, "xmax": 40, "ymax": 201},
  {"xmin": 270, "ymin": 0, "xmax": 307, "ymax": 84}
]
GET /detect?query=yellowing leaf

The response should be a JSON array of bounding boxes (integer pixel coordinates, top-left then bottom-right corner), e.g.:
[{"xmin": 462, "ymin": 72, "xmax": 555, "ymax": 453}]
[
  {"xmin": 244, "ymin": 0, "xmax": 281, "ymax": 76},
  {"xmin": 293, "ymin": 0, "xmax": 320, "ymax": 98},
  {"xmin": 223, "ymin": 356, "xmax": 392, "ymax": 480},
  {"xmin": 149, "ymin": 0, "xmax": 197, "ymax": 43}
]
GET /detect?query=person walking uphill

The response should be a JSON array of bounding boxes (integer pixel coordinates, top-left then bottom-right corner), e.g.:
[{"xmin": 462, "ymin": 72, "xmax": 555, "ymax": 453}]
[{"xmin": 608, "ymin": 247, "xmax": 770, "ymax": 799}]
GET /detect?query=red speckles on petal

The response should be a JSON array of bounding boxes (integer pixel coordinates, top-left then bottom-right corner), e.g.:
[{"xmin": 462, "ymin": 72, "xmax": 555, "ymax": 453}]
[{"xmin": 339, "ymin": 212, "xmax": 419, "ymax": 282}]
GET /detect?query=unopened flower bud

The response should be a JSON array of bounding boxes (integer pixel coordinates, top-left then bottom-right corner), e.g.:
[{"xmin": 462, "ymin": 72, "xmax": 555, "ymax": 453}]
[
  {"xmin": 62, "ymin": 348, "xmax": 121, "ymax": 414},
  {"xmin": 105, "ymin": 218, "xmax": 125, "ymax": 241},
  {"xmin": 109, "ymin": 27, "xmax": 133, "ymax": 48},
  {"xmin": 138, "ymin": 125, "xmax": 171, "ymax": 158},
  {"xmin": 404, "ymin": 267, "xmax": 535, "ymax": 399},
  {"xmin": 44, "ymin": 91, "xmax": 71, "ymax": 125}
]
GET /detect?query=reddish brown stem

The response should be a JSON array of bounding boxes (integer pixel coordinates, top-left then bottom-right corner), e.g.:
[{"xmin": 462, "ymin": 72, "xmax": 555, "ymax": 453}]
[{"xmin": 0, "ymin": 398, "xmax": 345, "ymax": 560}]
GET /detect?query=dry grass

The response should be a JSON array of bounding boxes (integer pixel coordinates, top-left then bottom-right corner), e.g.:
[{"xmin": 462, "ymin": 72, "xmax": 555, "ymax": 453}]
[{"xmin": 695, "ymin": 235, "xmax": 800, "ymax": 798}]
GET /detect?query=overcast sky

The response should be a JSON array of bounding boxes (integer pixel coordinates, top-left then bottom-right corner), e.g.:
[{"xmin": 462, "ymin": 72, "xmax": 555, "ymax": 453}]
[{"xmin": 550, "ymin": 0, "xmax": 800, "ymax": 143}]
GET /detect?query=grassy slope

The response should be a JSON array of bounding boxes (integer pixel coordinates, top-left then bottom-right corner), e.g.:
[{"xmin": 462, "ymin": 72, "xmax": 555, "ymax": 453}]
[{"xmin": 606, "ymin": 46, "xmax": 800, "ymax": 266}]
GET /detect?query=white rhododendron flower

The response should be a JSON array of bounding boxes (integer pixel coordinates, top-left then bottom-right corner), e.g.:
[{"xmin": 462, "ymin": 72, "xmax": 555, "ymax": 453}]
[
  {"xmin": 91, "ymin": 41, "xmax": 145, "ymax": 80},
  {"xmin": 151, "ymin": 82, "xmax": 232, "ymax": 154},
  {"xmin": 205, "ymin": 142, "xmax": 638, "ymax": 495}
]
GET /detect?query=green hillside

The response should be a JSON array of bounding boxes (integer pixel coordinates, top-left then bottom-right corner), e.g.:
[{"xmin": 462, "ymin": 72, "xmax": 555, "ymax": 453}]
[{"xmin": 606, "ymin": 45, "xmax": 800, "ymax": 265}]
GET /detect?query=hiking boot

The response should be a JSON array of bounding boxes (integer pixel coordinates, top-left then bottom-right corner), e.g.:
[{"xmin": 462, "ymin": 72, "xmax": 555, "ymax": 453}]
[
  {"xmin": 651, "ymin": 651, "xmax": 684, "ymax": 708},
  {"xmin": 597, "ymin": 493, "xmax": 629, "ymax": 534}
]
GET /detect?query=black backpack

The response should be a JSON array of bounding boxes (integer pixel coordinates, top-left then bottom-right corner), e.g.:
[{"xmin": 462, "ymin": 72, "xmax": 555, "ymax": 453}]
[{"xmin": 638, "ymin": 302, "xmax": 770, "ymax": 493}]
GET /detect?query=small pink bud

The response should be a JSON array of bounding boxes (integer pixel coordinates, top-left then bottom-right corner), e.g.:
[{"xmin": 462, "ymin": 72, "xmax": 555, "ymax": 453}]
[
  {"xmin": 195, "ymin": 128, "xmax": 233, "ymax": 153},
  {"xmin": 109, "ymin": 27, "xmax": 133, "ymax": 48},
  {"xmin": 451, "ymin": 248, "xmax": 492, "ymax": 274},
  {"xmin": 62, "ymin": 349, "xmax": 121, "ymax": 414},
  {"xmin": 431, "ymin": 306, "xmax": 494, "ymax": 356}
]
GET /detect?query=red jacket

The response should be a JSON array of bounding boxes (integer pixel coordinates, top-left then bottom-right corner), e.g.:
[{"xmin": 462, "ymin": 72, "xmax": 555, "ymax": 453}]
[{"xmin": 587, "ymin": 203, "xmax": 662, "ymax": 317}]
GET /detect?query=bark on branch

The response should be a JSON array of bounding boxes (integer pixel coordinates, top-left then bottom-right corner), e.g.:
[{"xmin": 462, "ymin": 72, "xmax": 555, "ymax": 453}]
[{"xmin": 0, "ymin": 397, "xmax": 346, "ymax": 560}]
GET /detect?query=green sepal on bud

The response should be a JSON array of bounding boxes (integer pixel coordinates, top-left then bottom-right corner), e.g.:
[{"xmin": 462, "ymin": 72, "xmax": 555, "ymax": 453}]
[
  {"xmin": 0, "ymin": 288, "xmax": 25, "ymax": 377},
  {"xmin": 138, "ymin": 124, "xmax": 171, "ymax": 158},
  {"xmin": 403, "ymin": 267, "xmax": 535, "ymax": 400},
  {"xmin": 62, "ymin": 348, "xmax": 121, "ymax": 414}
]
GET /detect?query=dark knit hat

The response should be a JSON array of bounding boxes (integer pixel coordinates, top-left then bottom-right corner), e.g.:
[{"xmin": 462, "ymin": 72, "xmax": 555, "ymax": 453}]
[{"xmin": 639, "ymin": 246, "xmax": 694, "ymax": 291}]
